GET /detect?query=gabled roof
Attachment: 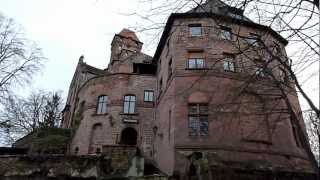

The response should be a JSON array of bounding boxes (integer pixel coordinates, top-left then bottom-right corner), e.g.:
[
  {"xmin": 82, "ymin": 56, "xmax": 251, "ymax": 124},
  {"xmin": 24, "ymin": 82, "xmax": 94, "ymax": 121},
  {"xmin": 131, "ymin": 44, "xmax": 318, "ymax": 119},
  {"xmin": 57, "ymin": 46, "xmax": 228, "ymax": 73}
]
[{"xmin": 117, "ymin": 28, "xmax": 141, "ymax": 43}]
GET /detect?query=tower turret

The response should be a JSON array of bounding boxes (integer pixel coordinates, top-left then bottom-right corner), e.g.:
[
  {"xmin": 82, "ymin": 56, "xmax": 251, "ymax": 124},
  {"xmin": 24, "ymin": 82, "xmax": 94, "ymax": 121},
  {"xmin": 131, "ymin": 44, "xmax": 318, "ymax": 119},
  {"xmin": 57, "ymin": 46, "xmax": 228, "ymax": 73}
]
[{"xmin": 110, "ymin": 29, "xmax": 143, "ymax": 63}]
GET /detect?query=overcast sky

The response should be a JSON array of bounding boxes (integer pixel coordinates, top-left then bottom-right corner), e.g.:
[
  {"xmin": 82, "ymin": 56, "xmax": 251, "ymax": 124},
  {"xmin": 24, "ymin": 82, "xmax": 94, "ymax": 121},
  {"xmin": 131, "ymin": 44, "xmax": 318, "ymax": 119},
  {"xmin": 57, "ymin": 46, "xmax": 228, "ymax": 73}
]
[
  {"xmin": 1, "ymin": 0, "xmax": 155, "ymax": 97},
  {"xmin": 0, "ymin": 0, "xmax": 318, "ymax": 111}
]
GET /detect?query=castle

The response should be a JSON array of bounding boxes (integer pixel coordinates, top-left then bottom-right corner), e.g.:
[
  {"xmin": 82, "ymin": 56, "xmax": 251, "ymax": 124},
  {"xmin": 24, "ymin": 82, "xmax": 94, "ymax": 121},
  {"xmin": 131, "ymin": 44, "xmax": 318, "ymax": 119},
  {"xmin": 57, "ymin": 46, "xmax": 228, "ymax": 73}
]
[{"xmin": 61, "ymin": 0, "xmax": 317, "ymax": 179}]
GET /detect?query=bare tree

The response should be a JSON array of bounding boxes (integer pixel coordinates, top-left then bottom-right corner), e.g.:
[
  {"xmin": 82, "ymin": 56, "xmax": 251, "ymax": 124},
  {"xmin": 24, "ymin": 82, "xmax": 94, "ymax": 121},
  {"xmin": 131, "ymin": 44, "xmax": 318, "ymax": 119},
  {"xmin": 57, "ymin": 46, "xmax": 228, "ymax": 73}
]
[
  {"xmin": 0, "ymin": 13, "xmax": 45, "ymax": 104},
  {"xmin": 0, "ymin": 90, "xmax": 63, "ymax": 145}
]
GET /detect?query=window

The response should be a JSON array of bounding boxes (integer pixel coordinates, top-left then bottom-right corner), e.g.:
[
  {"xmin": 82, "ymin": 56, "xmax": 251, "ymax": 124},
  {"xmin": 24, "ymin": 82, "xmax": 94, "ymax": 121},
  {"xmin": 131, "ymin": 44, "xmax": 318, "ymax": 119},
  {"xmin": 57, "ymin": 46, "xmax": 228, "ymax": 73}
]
[
  {"xmin": 189, "ymin": 24, "xmax": 202, "ymax": 37},
  {"xmin": 187, "ymin": 52, "xmax": 205, "ymax": 69},
  {"xmin": 123, "ymin": 95, "xmax": 136, "ymax": 114},
  {"xmin": 223, "ymin": 55, "xmax": 235, "ymax": 72},
  {"xmin": 255, "ymin": 67, "xmax": 266, "ymax": 77},
  {"xmin": 96, "ymin": 96, "xmax": 108, "ymax": 114},
  {"xmin": 220, "ymin": 26, "xmax": 232, "ymax": 40},
  {"xmin": 188, "ymin": 104, "xmax": 209, "ymax": 136},
  {"xmin": 246, "ymin": 33, "xmax": 260, "ymax": 47},
  {"xmin": 144, "ymin": 90, "xmax": 154, "ymax": 102}
]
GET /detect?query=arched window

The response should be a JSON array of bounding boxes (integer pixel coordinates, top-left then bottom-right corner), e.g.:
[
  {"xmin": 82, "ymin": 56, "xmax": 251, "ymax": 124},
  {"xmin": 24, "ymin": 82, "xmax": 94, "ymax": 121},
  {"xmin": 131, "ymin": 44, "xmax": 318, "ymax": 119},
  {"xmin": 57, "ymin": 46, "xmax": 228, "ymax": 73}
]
[
  {"xmin": 97, "ymin": 95, "xmax": 108, "ymax": 114},
  {"xmin": 123, "ymin": 95, "xmax": 136, "ymax": 114}
]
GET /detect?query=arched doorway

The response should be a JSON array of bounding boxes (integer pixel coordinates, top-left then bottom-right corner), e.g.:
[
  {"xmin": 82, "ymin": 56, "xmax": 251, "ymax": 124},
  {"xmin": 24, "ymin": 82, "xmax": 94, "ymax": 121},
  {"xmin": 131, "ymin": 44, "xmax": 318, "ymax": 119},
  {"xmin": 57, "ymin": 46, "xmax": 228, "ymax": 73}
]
[{"xmin": 120, "ymin": 127, "xmax": 137, "ymax": 145}]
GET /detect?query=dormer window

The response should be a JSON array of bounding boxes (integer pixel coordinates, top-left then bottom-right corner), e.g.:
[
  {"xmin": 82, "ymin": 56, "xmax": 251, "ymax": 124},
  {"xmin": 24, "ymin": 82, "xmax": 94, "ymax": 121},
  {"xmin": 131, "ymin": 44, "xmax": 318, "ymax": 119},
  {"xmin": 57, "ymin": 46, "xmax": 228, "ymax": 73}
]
[
  {"xmin": 189, "ymin": 24, "xmax": 202, "ymax": 37},
  {"xmin": 220, "ymin": 26, "xmax": 232, "ymax": 40}
]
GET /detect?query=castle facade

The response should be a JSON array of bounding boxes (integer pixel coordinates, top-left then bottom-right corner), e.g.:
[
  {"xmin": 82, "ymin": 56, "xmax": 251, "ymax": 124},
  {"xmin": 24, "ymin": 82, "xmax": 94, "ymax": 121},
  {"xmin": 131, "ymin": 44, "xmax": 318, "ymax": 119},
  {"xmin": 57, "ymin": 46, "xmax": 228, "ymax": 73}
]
[{"xmin": 62, "ymin": 0, "xmax": 317, "ymax": 179}]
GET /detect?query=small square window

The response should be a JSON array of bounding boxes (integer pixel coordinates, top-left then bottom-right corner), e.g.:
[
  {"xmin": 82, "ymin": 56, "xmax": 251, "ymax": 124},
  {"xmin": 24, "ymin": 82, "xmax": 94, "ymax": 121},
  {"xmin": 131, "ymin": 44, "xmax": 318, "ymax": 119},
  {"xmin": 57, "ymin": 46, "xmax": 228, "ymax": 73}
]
[
  {"xmin": 223, "ymin": 56, "xmax": 236, "ymax": 72},
  {"xmin": 255, "ymin": 67, "xmax": 266, "ymax": 77},
  {"xmin": 189, "ymin": 24, "xmax": 202, "ymax": 37},
  {"xmin": 220, "ymin": 26, "xmax": 232, "ymax": 40},
  {"xmin": 144, "ymin": 90, "xmax": 154, "ymax": 102}
]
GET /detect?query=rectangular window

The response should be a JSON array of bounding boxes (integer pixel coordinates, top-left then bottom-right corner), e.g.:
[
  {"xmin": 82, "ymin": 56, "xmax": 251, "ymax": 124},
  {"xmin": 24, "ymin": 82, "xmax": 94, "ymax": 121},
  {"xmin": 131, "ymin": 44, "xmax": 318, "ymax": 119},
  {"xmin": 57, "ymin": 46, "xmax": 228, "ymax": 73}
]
[
  {"xmin": 187, "ymin": 52, "xmax": 205, "ymax": 69},
  {"xmin": 220, "ymin": 26, "xmax": 232, "ymax": 40},
  {"xmin": 144, "ymin": 90, "xmax": 154, "ymax": 102},
  {"xmin": 223, "ymin": 55, "xmax": 236, "ymax": 72},
  {"xmin": 189, "ymin": 24, "xmax": 202, "ymax": 37},
  {"xmin": 124, "ymin": 95, "xmax": 136, "ymax": 114},
  {"xmin": 97, "ymin": 96, "xmax": 108, "ymax": 114},
  {"xmin": 188, "ymin": 104, "xmax": 209, "ymax": 136}
]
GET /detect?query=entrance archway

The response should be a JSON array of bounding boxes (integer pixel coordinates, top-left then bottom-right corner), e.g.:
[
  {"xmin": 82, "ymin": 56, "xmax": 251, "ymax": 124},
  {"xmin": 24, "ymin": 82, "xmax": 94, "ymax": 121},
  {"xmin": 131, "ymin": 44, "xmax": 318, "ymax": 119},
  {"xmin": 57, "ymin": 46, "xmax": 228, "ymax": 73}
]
[{"xmin": 120, "ymin": 127, "xmax": 137, "ymax": 145}]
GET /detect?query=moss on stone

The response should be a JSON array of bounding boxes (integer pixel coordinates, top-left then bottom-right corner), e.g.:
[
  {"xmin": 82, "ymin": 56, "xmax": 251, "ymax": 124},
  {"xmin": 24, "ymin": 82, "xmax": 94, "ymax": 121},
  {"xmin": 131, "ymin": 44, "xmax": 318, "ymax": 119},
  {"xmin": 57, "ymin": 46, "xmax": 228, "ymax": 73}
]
[{"xmin": 14, "ymin": 128, "xmax": 72, "ymax": 154}]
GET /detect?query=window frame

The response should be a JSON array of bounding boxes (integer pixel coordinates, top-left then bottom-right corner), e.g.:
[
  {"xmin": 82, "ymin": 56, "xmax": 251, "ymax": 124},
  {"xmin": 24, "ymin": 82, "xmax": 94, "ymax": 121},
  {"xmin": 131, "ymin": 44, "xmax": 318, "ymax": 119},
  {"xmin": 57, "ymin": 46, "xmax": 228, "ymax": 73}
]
[
  {"xmin": 189, "ymin": 24, "xmax": 202, "ymax": 37},
  {"xmin": 187, "ymin": 58, "xmax": 205, "ymax": 69},
  {"xmin": 123, "ymin": 95, "xmax": 136, "ymax": 114},
  {"xmin": 223, "ymin": 54, "xmax": 236, "ymax": 72},
  {"xmin": 96, "ymin": 95, "xmax": 108, "ymax": 114},
  {"xmin": 188, "ymin": 103, "xmax": 209, "ymax": 136},
  {"xmin": 220, "ymin": 26, "xmax": 232, "ymax": 40},
  {"xmin": 187, "ymin": 51, "xmax": 205, "ymax": 69},
  {"xmin": 144, "ymin": 90, "xmax": 154, "ymax": 102}
]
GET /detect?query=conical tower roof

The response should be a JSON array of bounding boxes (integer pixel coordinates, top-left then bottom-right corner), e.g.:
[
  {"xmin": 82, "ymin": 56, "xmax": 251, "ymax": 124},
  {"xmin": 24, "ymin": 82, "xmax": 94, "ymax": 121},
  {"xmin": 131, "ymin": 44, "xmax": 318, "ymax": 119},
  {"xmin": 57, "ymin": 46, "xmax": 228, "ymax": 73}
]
[{"xmin": 117, "ymin": 28, "xmax": 141, "ymax": 42}]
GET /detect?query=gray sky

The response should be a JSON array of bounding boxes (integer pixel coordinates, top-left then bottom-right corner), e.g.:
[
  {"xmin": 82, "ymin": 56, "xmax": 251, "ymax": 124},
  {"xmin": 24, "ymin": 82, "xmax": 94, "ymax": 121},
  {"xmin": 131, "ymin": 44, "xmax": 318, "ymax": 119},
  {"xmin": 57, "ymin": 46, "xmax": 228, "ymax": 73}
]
[
  {"xmin": 0, "ymin": 0, "xmax": 318, "ymax": 110},
  {"xmin": 1, "ymin": 0, "xmax": 154, "ymax": 98}
]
